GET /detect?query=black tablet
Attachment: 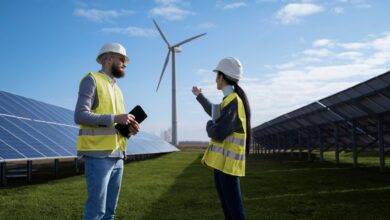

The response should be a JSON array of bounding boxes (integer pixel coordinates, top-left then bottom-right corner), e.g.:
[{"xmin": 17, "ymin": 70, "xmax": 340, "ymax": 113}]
[
  {"xmin": 129, "ymin": 105, "xmax": 147, "ymax": 123},
  {"xmin": 115, "ymin": 105, "xmax": 147, "ymax": 137}
]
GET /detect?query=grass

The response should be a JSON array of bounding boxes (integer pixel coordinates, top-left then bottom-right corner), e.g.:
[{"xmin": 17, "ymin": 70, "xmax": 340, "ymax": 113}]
[{"xmin": 1, "ymin": 151, "xmax": 390, "ymax": 220}]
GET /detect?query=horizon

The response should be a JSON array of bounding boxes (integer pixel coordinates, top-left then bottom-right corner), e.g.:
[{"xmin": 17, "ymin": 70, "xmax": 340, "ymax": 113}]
[{"xmin": 1, "ymin": 0, "xmax": 390, "ymax": 141}]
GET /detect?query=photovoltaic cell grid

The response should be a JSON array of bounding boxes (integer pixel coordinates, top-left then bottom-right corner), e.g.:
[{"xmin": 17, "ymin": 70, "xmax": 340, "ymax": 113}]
[
  {"xmin": 0, "ymin": 91, "xmax": 77, "ymax": 161},
  {"xmin": 0, "ymin": 90, "xmax": 178, "ymax": 162}
]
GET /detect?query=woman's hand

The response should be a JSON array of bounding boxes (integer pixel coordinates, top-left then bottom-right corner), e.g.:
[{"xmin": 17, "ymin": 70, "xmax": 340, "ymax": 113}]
[{"xmin": 192, "ymin": 86, "xmax": 202, "ymax": 96}]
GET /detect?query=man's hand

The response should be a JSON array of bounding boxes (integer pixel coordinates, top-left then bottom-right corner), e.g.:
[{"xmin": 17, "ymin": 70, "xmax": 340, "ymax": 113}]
[
  {"xmin": 192, "ymin": 86, "xmax": 202, "ymax": 96},
  {"xmin": 129, "ymin": 121, "xmax": 140, "ymax": 135},
  {"xmin": 114, "ymin": 114, "xmax": 135, "ymax": 125}
]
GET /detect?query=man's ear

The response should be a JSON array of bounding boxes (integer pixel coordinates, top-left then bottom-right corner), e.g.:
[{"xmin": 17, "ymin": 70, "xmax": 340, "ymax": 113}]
[{"xmin": 107, "ymin": 55, "xmax": 113, "ymax": 63}]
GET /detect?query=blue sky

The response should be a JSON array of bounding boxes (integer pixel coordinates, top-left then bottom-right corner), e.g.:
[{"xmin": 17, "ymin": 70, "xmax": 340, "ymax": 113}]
[{"xmin": 1, "ymin": 0, "xmax": 390, "ymax": 141}]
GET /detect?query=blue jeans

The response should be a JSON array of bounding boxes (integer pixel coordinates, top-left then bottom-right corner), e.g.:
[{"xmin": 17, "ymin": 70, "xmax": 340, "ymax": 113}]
[
  {"xmin": 83, "ymin": 157, "xmax": 124, "ymax": 220},
  {"xmin": 214, "ymin": 169, "xmax": 246, "ymax": 220}
]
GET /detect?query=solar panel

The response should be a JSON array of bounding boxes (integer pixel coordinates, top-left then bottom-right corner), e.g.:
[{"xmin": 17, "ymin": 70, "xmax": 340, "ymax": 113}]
[
  {"xmin": 127, "ymin": 131, "xmax": 179, "ymax": 155},
  {"xmin": 0, "ymin": 90, "xmax": 178, "ymax": 162},
  {"xmin": 367, "ymin": 77, "xmax": 388, "ymax": 90}
]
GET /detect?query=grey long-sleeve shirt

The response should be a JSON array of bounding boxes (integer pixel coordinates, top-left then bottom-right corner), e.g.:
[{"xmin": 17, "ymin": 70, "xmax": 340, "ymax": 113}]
[
  {"xmin": 196, "ymin": 86, "xmax": 244, "ymax": 142},
  {"xmin": 74, "ymin": 73, "xmax": 115, "ymax": 126},
  {"xmin": 74, "ymin": 71, "xmax": 124, "ymax": 158}
]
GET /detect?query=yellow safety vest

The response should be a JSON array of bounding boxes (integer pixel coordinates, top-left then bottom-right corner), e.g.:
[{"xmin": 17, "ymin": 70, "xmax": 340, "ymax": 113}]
[
  {"xmin": 202, "ymin": 92, "xmax": 247, "ymax": 177},
  {"xmin": 76, "ymin": 72, "xmax": 127, "ymax": 152}
]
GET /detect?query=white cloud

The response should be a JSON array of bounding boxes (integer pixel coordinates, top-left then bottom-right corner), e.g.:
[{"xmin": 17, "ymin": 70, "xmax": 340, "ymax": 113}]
[
  {"xmin": 335, "ymin": 51, "xmax": 363, "ymax": 60},
  {"xmin": 329, "ymin": 34, "xmax": 390, "ymax": 51},
  {"xmin": 150, "ymin": 0, "xmax": 194, "ymax": 21},
  {"xmin": 74, "ymin": 8, "xmax": 133, "ymax": 22},
  {"xmin": 275, "ymin": 62, "xmax": 297, "ymax": 69},
  {"xmin": 364, "ymin": 51, "xmax": 390, "ymax": 66},
  {"xmin": 303, "ymin": 48, "xmax": 333, "ymax": 57},
  {"xmin": 223, "ymin": 2, "xmax": 247, "ymax": 10},
  {"xmin": 333, "ymin": 7, "xmax": 344, "ymax": 14},
  {"xmin": 371, "ymin": 35, "xmax": 390, "ymax": 51},
  {"xmin": 276, "ymin": 3, "xmax": 324, "ymax": 24},
  {"xmin": 339, "ymin": 42, "xmax": 370, "ymax": 50},
  {"xmin": 301, "ymin": 57, "xmax": 322, "ymax": 62},
  {"xmin": 101, "ymin": 27, "xmax": 158, "ymax": 38},
  {"xmin": 313, "ymin": 39, "xmax": 336, "ymax": 47}
]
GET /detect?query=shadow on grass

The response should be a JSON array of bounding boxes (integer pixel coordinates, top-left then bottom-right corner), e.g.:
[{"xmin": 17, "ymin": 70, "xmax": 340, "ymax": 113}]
[{"xmin": 138, "ymin": 154, "xmax": 224, "ymax": 220}]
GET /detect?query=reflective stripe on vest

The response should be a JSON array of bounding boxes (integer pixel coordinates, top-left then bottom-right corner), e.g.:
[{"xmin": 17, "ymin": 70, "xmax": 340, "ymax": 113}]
[
  {"xmin": 225, "ymin": 135, "xmax": 245, "ymax": 146},
  {"xmin": 76, "ymin": 72, "xmax": 127, "ymax": 151},
  {"xmin": 201, "ymin": 92, "xmax": 247, "ymax": 177},
  {"xmin": 209, "ymin": 144, "xmax": 245, "ymax": 161},
  {"xmin": 79, "ymin": 129, "xmax": 118, "ymax": 136}
]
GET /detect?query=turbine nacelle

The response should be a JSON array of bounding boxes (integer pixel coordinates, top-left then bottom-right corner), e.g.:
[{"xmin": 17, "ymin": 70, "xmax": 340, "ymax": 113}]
[{"xmin": 173, "ymin": 46, "xmax": 182, "ymax": 53}]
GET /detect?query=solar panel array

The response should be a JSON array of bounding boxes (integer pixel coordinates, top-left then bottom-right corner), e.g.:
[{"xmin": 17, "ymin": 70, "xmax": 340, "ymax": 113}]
[
  {"xmin": 0, "ymin": 90, "xmax": 178, "ymax": 162},
  {"xmin": 252, "ymin": 71, "xmax": 390, "ymax": 171},
  {"xmin": 255, "ymin": 71, "xmax": 390, "ymax": 132}
]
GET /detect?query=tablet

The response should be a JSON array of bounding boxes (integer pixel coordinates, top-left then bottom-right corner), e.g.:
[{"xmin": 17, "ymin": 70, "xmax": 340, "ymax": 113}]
[
  {"xmin": 115, "ymin": 105, "xmax": 147, "ymax": 137},
  {"xmin": 129, "ymin": 105, "xmax": 147, "ymax": 123}
]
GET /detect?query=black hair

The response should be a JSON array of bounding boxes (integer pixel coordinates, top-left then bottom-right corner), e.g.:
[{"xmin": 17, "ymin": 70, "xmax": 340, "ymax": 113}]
[{"xmin": 218, "ymin": 72, "xmax": 252, "ymax": 154}]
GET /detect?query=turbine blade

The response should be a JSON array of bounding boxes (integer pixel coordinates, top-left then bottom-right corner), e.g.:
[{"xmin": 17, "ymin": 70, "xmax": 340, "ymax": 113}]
[
  {"xmin": 156, "ymin": 50, "xmax": 171, "ymax": 92},
  {"xmin": 173, "ymin": 33, "xmax": 206, "ymax": 47},
  {"xmin": 153, "ymin": 19, "xmax": 170, "ymax": 46}
]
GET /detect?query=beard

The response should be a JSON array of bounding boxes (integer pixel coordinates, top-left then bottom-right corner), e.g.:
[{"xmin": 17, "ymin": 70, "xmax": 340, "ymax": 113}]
[{"xmin": 111, "ymin": 64, "xmax": 125, "ymax": 78}]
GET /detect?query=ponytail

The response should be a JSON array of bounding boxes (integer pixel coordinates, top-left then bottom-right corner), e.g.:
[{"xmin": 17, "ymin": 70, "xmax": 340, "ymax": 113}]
[{"xmin": 219, "ymin": 72, "xmax": 252, "ymax": 154}]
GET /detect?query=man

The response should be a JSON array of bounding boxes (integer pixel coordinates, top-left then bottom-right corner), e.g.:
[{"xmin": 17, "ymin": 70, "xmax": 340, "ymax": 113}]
[{"xmin": 74, "ymin": 42, "xmax": 140, "ymax": 220}]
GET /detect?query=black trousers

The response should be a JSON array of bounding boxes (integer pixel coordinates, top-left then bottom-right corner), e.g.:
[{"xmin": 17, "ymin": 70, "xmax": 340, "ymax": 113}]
[{"xmin": 214, "ymin": 169, "xmax": 246, "ymax": 220}]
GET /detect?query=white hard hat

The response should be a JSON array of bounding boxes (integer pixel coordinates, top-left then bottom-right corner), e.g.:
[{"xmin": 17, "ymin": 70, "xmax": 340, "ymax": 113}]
[
  {"xmin": 96, "ymin": 42, "xmax": 129, "ymax": 64},
  {"xmin": 213, "ymin": 57, "xmax": 243, "ymax": 81}
]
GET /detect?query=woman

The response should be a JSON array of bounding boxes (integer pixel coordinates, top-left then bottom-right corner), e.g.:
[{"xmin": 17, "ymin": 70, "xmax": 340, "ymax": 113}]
[{"xmin": 192, "ymin": 57, "xmax": 251, "ymax": 220}]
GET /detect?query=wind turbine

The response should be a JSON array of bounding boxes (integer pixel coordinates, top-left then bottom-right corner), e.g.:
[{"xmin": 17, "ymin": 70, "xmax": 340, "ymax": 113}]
[{"xmin": 153, "ymin": 19, "xmax": 206, "ymax": 146}]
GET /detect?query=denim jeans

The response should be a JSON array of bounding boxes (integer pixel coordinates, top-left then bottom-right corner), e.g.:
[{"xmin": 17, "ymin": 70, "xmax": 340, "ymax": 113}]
[
  {"xmin": 83, "ymin": 157, "xmax": 124, "ymax": 220},
  {"xmin": 214, "ymin": 169, "xmax": 246, "ymax": 220}
]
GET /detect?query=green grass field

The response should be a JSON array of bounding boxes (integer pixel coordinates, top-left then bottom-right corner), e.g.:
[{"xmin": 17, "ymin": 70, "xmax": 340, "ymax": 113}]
[{"xmin": 1, "ymin": 151, "xmax": 390, "ymax": 220}]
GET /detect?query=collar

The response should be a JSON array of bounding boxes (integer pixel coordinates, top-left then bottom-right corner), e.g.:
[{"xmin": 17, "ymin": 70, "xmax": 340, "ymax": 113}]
[
  {"xmin": 222, "ymin": 85, "xmax": 234, "ymax": 97},
  {"xmin": 99, "ymin": 70, "xmax": 116, "ymax": 84}
]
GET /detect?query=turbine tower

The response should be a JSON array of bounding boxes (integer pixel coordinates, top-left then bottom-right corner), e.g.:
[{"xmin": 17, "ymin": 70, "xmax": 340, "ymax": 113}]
[{"xmin": 153, "ymin": 19, "xmax": 206, "ymax": 145}]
